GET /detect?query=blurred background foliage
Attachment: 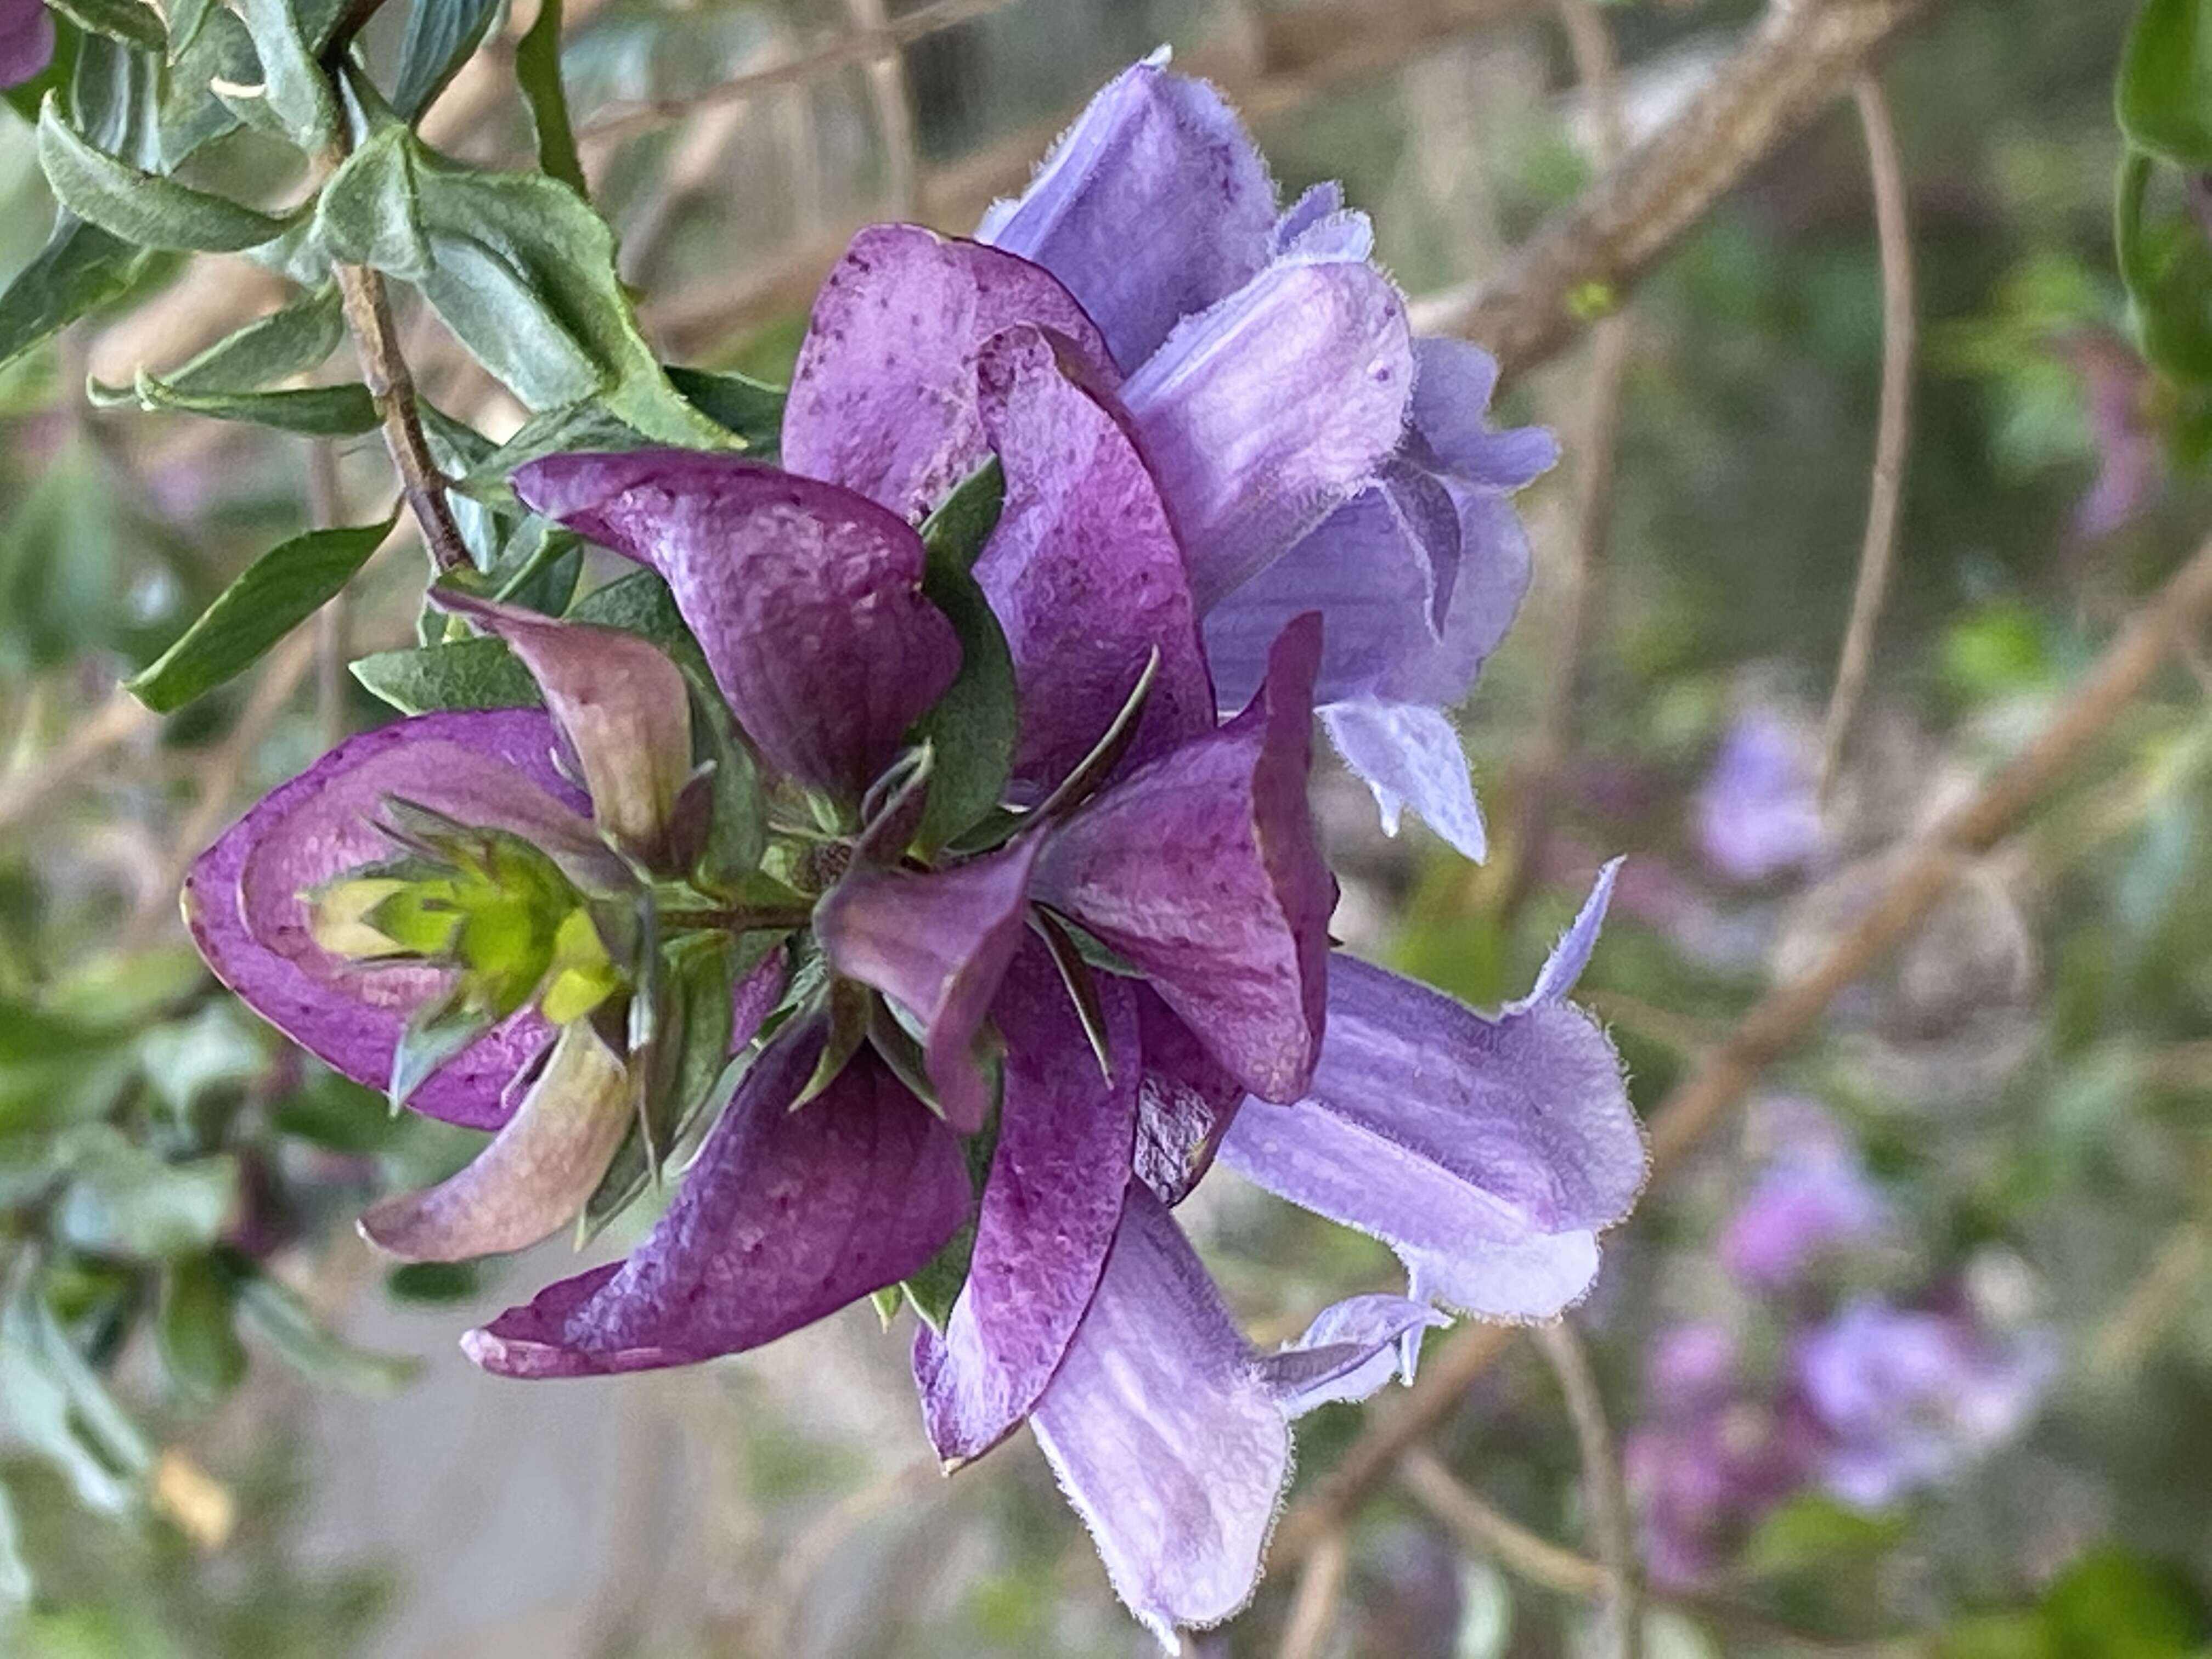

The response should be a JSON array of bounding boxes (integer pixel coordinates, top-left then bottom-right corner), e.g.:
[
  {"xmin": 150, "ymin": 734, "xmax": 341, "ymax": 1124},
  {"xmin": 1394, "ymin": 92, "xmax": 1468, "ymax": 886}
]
[{"xmin": 1, "ymin": 0, "xmax": 2209, "ymax": 1654}]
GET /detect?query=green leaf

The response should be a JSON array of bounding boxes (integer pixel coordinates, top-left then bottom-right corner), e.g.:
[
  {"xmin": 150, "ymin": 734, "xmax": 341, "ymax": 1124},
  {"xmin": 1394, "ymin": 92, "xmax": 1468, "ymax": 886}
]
[
  {"xmin": 127, "ymin": 512, "xmax": 396, "ymax": 712},
  {"xmin": 911, "ymin": 458, "xmax": 1016, "ymax": 853},
  {"xmin": 50, "ymin": 0, "xmax": 165, "ymax": 52},
  {"xmin": 2040, "ymin": 1548, "xmax": 2207, "ymax": 1658},
  {"xmin": 392, "ymin": 0, "xmax": 502, "ymax": 122},
  {"xmin": 1740, "ymin": 1493, "xmax": 1905, "ymax": 1581},
  {"xmin": 54, "ymin": 1129, "xmax": 239, "ymax": 1259},
  {"xmin": 272, "ymin": 1071, "xmax": 407, "ymax": 1153},
  {"xmin": 234, "ymin": 0, "xmax": 336, "ymax": 147},
  {"xmin": 152, "ymin": 284, "xmax": 346, "ymax": 394},
  {"xmin": 314, "ymin": 123, "xmax": 432, "ymax": 280},
  {"xmin": 167, "ymin": 0, "xmax": 219, "ymax": 58},
  {"xmin": 665, "ymin": 365, "xmax": 786, "ymax": 452},
  {"xmin": 156, "ymin": 3, "xmax": 254, "ymax": 166},
  {"xmin": 396, "ymin": 140, "xmax": 730, "ymax": 443},
  {"xmin": 234, "ymin": 1273, "xmax": 420, "ymax": 1395},
  {"xmin": 2117, "ymin": 151, "xmax": 2212, "ymax": 383},
  {"xmin": 158, "ymin": 1255, "xmax": 248, "ymax": 1404},
  {"xmin": 2118, "ymin": 0, "xmax": 2212, "ymax": 171},
  {"xmin": 37, "ymin": 93, "xmax": 292, "ymax": 252},
  {"xmin": 452, "ymin": 398, "xmax": 661, "ymax": 499},
  {"xmin": 514, "ymin": 0, "xmax": 585, "ymax": 195},
  {"xmin": 0, "ymin": 216, "xmax": 154, "ymax": 375},
  {"xmin": 351, "ymin": 636, "xmax": 539, "ymax": 714},
  {"xmin": 136, "ymin": 1003, "xmax": 266, "ymax": 1125},
  {"xmin": 0, "ymin": 1260, "xmax": 151, "ymax": 1513},
  {"xmin": 94, "ymin": 370, "xmax": 380, "ymax": 435},
  {"xmin": 687, "ymin": 669, "xmax": 767, "ymax": 889}
]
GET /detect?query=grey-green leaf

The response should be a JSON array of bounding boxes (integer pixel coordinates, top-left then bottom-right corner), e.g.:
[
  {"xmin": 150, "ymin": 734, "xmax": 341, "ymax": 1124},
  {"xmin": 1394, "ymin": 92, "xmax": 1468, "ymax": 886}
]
[
  {"xmin": 314, "ymin": 125, "xmax": 432, "ymax": 280},
  {"xmin": 0, "ymin": 216, "xmax": 152, "ymax": 374},
  {"xmin": 159, "ymin": 283, "xmax": 346, "ymax": 393},
  {"xmin": 127, "ymin": 513, "xmax": 397, "ymax": 712},
  {"xmin": 351, "ymin": 637, "xmax": 539, "ymax": 714},
  {"xmin": 92, "ymin": 370, "xmax": 380, "ymax": 436},
  {"xmin": 38, "ymin": 93, "xmax": 292, "ymax": 252},
  {"xmin": 157, "ymin": 1255, "xmax": 249, "ymax": 1403},
  {"xmin": 50, "ymin": 0, "xmax": 166, "ymax": 52},
  {"xmin": 0, "ymin": 1477, "xmax": 29, "ymax": 1605},
  {"xmin": 514, "ymin": 0, "xmax": 585, "ymax": 195},
  {"xmin": 392, "ymin": 0, "xmax": 502, "ymax": 121},
  {"xmin": 54, "ymin": 1130, "xmax": 239, "ymax": 1259},
  {"xmin": 665, "ymin": 364, "xmax": 786, "ymax": 452},
  {"xmin": 234, "ymin": 0, "xmax": 336, "ymax": 146},
  {"xmin": 235, "ymin": 1274, "xmax": 421, "ymax": 1395}
]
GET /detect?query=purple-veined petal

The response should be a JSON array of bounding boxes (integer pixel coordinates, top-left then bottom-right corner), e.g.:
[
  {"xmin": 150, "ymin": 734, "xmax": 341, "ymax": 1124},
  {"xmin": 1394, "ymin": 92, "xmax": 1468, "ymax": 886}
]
[
  {"xmin": 1273, "ymin": 182, "xmax": 1343, "ymax": 250},
  {"xmin": 1274, "ymin": 183, "xmax": 1376, "ymax": 263},
  {"xmin": 781, "ymin": 224, "xmax": 1114, "ymax": 521},
  {"xmin": 912, "ymin": 945, "xmax": 1140, "ymax": 1462},
  {"xmin": 1, "ymin": 0, "xmax": 52, "ymax": 89},
  {"xmin": 1379, "ymin": 483, "xmax": 1535, "ymax": 707},
  {"xmin": 1034, "ymin": 616, "xmax": 1333, "ymax": 1102},
  {"xmin": 1121, "ymin": 257, "xmax": 1413, "ymax": 610},
  {"xmin": 358, "ymin": 1018, "xmax": 633, "ymax": 1262},
  {"xmin": 1203, "ymin": 462, "xmax": 1459, "ymax": 711},
  {"xmin": 1131, "ymin": 986, "xmax": 1245, "ymax": 1206},
  {"xmin": 1410, "ymin": 337, "xmax": 1559, "ymax": 492},
  {"xmin": 1029, "ymin": 1185, "xmax": 1287, "ymax": 1650},
  {"xmin": 973, "ymin": 323, "xmax": 1216, "ymax": 785},
  {"xmin": 184, "ymin": 711, "xmax": 597, "ymax": 1131},
  {"xmin": 977, "ymin": 52, "xmax": 1277, "ymax": 374},
  {"xmin": 461, "ymin": 1021, "xmax": 971, "ymax": 1378},
  {"xmin": 1218, "ymin": 930, "xmax": 1643, "ymax": 1323},
  {"xmin": 814, "ymin": 838, "xmax": 1045, "ymax": 1133},
  {"xmin": 1318, "ymin": 698, "xmax": 1488, "ymax": 864},
  {"xmin": 1254, "ymin": 1294, "xmax": 1446, "ymax": 1414},
  {"xmin": 514, "ymin": 451, "xmax": 960, "ymax": 802},
  {"xmin": 433, "ymin": 591, "xmax": 691, "ymax": 861}
]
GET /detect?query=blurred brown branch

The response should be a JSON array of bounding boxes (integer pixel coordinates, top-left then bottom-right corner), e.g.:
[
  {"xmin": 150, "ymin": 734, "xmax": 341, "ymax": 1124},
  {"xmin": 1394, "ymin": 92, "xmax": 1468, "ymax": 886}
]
[
  {"xmin": 1537, "ymin": 1319, "xmax": 1640, "ymax": 1659},
  {"xmin": 1817, "ymin": 74, "xmax": 1917, "ymax": 798},
  {"xmin": 0, "ymin": 690, "xmax": 157, "ymax": 837},
  {"xmin": 1273, "ymin": 522, "xmax": 2212, "ymax": 1566},
  {"xmin": 1415, "ymin": 0, "xmax": 1940, "ymax": 390}
]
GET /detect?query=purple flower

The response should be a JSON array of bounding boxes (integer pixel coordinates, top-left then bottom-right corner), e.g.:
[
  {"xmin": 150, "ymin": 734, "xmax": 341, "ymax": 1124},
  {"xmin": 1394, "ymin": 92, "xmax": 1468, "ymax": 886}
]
[
  {"xmin": 782, "ymin": 50, "xmax": 1555, "ymax": 860},
  {"xmin": 183, "ymin": 57, "xmax": 1641, "ymax": 1650},
  {"xmin": 1627, "ymin": 1324, "xmax": 1818, "ymax": 1587},
  {"xmin": 1792, "ymin": 1298, "xmax": 2053, "ymax": 1509},
  {"xmin": 0, "ymin": 0, "xmax": 53, "ymax": 91},
  {"xmin": 1694, "ymin": 708, "xmax": 1827, "ymax": 883},
  {"xmin": 2062, "ymin": 328, "xmax": 2163, "ymax": 539},
  {"xmin": 1719, "ymin": 1098, "xmax": 1888, "ymax": 1292}
]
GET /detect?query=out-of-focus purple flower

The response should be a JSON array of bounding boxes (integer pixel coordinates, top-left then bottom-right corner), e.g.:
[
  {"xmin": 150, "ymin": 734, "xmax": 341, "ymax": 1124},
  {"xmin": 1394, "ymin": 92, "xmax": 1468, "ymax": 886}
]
[
  {"xmin": 2062, "ymin": 328, "xmax": 2163, "ymax": 539},
  {"xmin": 1694, "ymin": 709, "xmax": 1827, "ymax": 883},
  {"xmin": 1720, "ymin": 1098, "xmax": 1887, "ymax": 1292},
  {"xmin": 0, "ymin": 0, "xmax": 53, "ymax": 91},
  {"xmin": 1627, "ymin": 1324, "xmax": 1818, "ymax": 1587},
  {"xmin": 782, "ymin": 50, "xmax": 1555, "ymax": 861},
  {"xmin": 1793, "ymin": 1298, "xmax": 2053, "ymax": 1509}
]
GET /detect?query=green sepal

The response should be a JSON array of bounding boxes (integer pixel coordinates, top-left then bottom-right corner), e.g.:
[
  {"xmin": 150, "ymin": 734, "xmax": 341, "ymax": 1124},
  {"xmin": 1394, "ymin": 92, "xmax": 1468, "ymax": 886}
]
[
  {"xmin": 910, "ymin": 458, "xmax": 1017, "ymax": 854},
  {"xmin": 388, "ymin": 990, "xmax": 496, "ymax": 1111},
  {"xmin": 1029, "ymin": 911, "xmax": 1114, "ymax": 1084},
  {"xmin": 795, "ymin": 977, "xmax": 874, "ymax": 1109}
]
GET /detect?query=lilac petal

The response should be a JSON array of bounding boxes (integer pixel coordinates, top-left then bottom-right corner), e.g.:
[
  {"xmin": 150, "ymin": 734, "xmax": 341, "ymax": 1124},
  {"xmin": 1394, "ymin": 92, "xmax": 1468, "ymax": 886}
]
[
  {"xmin": 1694, "ymin": 711, "xmax": 1827, "ymax": 884},
  {"xmin": 0, "ymin": 0, "xmax": 52, "ymax": 90},
  {"xmin": 1218, "ymin": 948, "xmax": 1644, "ymax": 1323},
  {"xmin": 434, "ymin": 591, "xmax": 691, "ymax": 860},
  {"xmin": 814, "ymin": 838, "xmax": 1045, "ymax": 1133},
  {"xmin": 912, "ymin": 946, "xmax": 1140, "ymax": 1462},
  {"xmin": 977, "ymin": 54, "xmax": 1277, "ymax": 374},
  {"xmin": 1318, "ymin": 698, "xmax": 1488, "ymax": 864},
  {"xmin": 1203, "ymin": 463, "xmax": 1460, "ymax": 711},
  {"xmin": 973, "ymin": 324, "xmax": 1215, "ymax": 785},
  {"xmin": 515, "ymin": 452, "xmax": 961, "ymax": 802},
  {"xmin": 1122, "ymin": 257, "xmax": 1414, "ymax": 610},
  {"xmin": 1273, "ymin": 182, "xmax": 1344, "ymax": 250},
  {"xmin": 1517, "ymin": 855, "xmax": 1623, "ymax": 1009},
  {"xmin": 1411, "ymin": 337, "xmax": 1559, "ymax": 491},
  {"xmin": 1380, "ymin": 484, "xmax": 1536, "ymax": 708},
  {"xmin": 1274, "ymin": 183, "xmax": 1376, "ymax": 263},
  {"xmin": 184, "ymin": 712, "xmax": 598, "ymax": 1130},
  {"xmin": 1131, "ymin": 987, "xmax": 1245, "ymax": 1205},
  {"xmin": 1254, "ymin": 1294, "xmax": 1446, "ymax": 1414},
  {"xmin": 1029, "ymin": 1186, "xmax": 1288, "ymax": 1649},
  {"xmin": 781, "ymin": 224, "xmax": 1114, "ymax": 521},
  {"xmin": 462, "ymin": 1023, "xmax": 971, "ymax": 1378},
  {"xmin": 358, "ymin": 1018, "xmax": 633, "ymax": 1262},
  {"xmin": 1035, "ymin": 616, "xmax": 1333, "ymax": 1102}
]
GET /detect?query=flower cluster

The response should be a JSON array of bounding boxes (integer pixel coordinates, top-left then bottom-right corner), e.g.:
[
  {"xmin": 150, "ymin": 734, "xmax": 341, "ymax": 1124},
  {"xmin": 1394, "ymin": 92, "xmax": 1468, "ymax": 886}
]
[
  {"xmin": 1629, "ymin": 1102, "xmax": 2050, "ymax": 1585},
  {"xmin": 184, "ymin": 55, "xmax": 1642, "ymax": 1646}
]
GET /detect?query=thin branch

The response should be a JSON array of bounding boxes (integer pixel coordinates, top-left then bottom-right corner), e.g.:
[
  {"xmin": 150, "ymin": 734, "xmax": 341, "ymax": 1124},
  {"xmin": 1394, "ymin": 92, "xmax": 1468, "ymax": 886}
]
[
  {"xmin": 1273, "ymin": 524, "xmax": 2212, "ymax": 1565},
  {"xmin": 1413, "ymin": 0, "xmax": 1940, "ymax": 390},
  {"xmin": 845, "ymin": 0, "xmax": 921, "ymax": 218},
  {"xmin": 307, "ymin": 439, "xmax": 348, "ymax": 747},
  {"xmin": 0, "ymin": 691, "xmax": 157, "ymax": 836},
  {"xmin": 1277, "ymin": 1529, "xmax": 1349, "ymax": 1659},
  {"xmin": 1498, "ymin": 0, "xmax": 1630, "ymax": 927},
  {"xmin": 1402, "ymin": 1448, "xmax": 1608, "ymax": 1598},
  {"xmin": 1817, "ymin": 74, "xmax": 1917, "ymax": 798},
  {"xmin": 1537, "ymin": 1321, "xmax": 1641, "ymax": 1659},
  {"xmin": 330, "ymin": 261, "xmax": 471, "ymax": 577},
  {"xmin": 2089, "ymin": 1220, "xmax": 2210, "ymax": 1378}
]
